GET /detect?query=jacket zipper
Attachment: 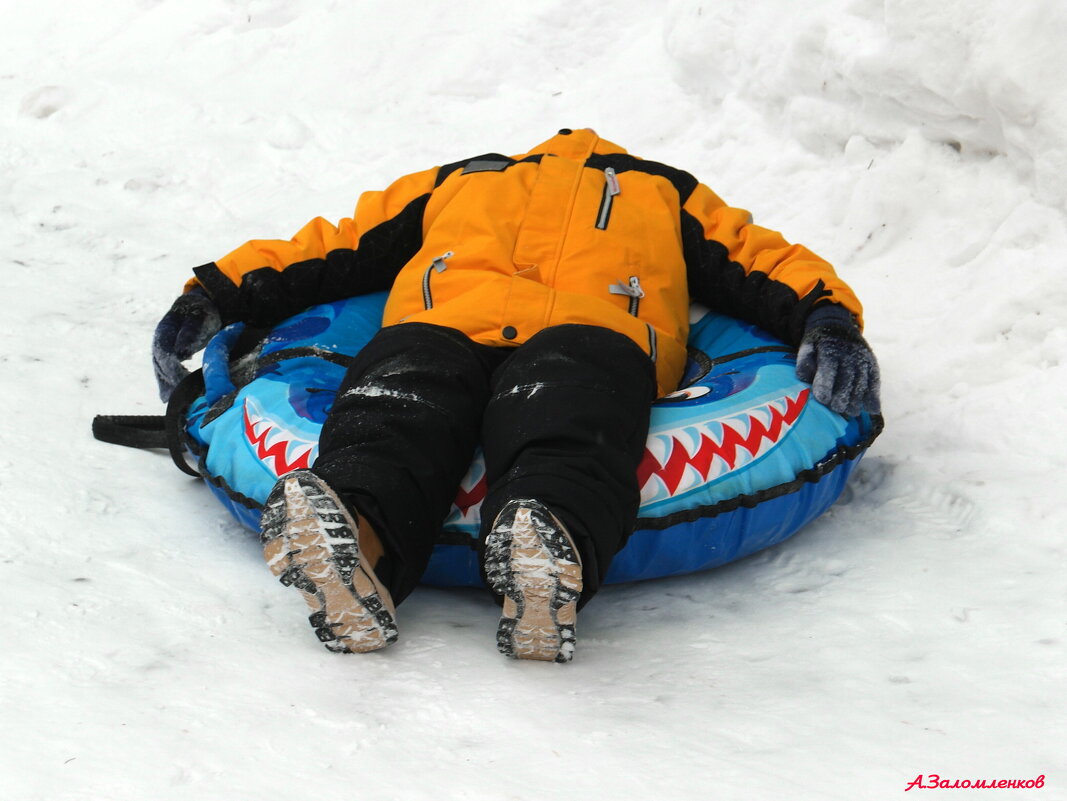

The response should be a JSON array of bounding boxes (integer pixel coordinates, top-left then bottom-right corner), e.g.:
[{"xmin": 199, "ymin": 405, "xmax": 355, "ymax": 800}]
[
  {"xmin": 422, "ymin": 250, "xmax": 453, "ymax": 309},
  {"xmin": 609, "ymin": 275, "xmax": 656, "ymax": 362},
  {"xmin": 595, "ymin": 167, "xmax": 620, "ymax": 230},
  {"xmin": 609, "ymin": 275, "xmax": 645, "ymax": 317}
]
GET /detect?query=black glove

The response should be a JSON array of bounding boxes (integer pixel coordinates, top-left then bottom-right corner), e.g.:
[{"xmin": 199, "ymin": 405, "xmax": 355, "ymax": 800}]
[
  {"xmin": 152, "ymin": 286, "xmax": 222, "ymax": 402},
  {"xmin": 795, "ymin": 304, "xmax": 881, "ymax": 417}
]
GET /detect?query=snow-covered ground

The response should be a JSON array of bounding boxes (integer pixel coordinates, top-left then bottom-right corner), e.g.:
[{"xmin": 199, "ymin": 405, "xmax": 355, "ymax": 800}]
[{"xmin": 3, "ymin": 1, "xmax": 1065, "ymax": 798}]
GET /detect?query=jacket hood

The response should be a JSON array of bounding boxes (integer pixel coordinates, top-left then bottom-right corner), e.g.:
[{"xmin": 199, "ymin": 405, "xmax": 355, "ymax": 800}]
[{"xmin": 522, "ymin": 128, "xmax": 629, "ymax": 160}]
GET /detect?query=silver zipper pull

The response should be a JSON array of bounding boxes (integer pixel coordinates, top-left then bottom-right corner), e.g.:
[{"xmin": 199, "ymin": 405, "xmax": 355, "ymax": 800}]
[
  {"xmin": 432, "ymin": 250, "xmax": 454, "ymax": 273},
  {"xmin": 609, "ymin": 276, "xmax": 644, "ymax": 298},
  {"xmin": 605, "ymin": 167, "xmax": 621, "ymax": 196}
]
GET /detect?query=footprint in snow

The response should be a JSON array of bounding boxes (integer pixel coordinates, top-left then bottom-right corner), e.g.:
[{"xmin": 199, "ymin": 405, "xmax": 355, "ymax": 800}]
[
  {"xmin": 881, "ymin": 484, "xmax": 978, "ymax": 540},
  {"xmin": 19, "ymin": 86, "xmax": 73, "ymax": 120},
  {"xmin": 835, "ymin": 456, "xmax": 895, "ymax": 506}
]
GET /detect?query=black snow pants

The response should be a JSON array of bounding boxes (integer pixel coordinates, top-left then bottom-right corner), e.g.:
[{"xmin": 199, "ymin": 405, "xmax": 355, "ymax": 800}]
[{"xmin": 312, "ymin": 322, "xmax": 657, "ymax": 606}]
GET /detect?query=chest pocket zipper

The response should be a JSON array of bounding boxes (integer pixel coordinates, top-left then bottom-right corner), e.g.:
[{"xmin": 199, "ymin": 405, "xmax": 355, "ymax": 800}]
[
  {"xmin": 422, "ymin": 250, "xmax": 453, "ymax": 309},
  {"xmin": 595, "ymin": 167, "xmax": 621, "ymax": 230}
]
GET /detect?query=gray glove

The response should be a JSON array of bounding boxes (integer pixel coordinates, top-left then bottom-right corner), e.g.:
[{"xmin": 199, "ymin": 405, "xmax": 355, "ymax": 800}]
[
  {"xmin": 795, "ymin": 304, "xmax": 881, "ymax": 417},
  {"xmin": 152, "ymin": 285, "xmax": 222, "ymax": 402}
]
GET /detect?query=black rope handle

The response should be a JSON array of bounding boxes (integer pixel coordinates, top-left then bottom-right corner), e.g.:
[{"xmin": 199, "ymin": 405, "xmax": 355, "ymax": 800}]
[
  {"xmin": 91, "ymin": 415, "xmax": 168, "ymax": 449},
  {"xmin": 162, "ymin": 369, "xmax": 206, "ymax": 477},
  {"xmin": 682, "ymin": 345, "xmax": 796, "ymax": 387},
  {"xmin": 91, "ymin": 369, "xmax": 206, "ymax": 478}
]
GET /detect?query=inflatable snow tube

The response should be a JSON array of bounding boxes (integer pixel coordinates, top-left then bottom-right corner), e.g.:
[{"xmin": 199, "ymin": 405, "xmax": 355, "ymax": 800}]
[{"xmin": 183, "ymin": 292, "xmax": 882, "ymax": 586}]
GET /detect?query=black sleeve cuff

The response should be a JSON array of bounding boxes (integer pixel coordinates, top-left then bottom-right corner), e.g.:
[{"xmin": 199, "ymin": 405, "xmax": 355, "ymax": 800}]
[
  {"xmin": 804, "ymin": 302, "xmax": 856, "ymax": 331},
  {"xmin": 192, "ymin": 262, "xmax": 245, "ymax": 326}
]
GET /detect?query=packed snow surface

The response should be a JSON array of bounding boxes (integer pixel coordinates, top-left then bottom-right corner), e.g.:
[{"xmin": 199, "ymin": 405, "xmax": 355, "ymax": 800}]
[{"xmin": 3, "ymin": 1, "xmax": 1065, "ymax": 798}]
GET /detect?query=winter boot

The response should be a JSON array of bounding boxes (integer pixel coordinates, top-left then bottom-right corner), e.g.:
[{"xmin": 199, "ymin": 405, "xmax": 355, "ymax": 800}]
[
  {"xmin": 484, "ymin": 499, "xmax": 583, "ymax": 663},
  {"xmin": 260, "ymin": 469, "xmax": 398, "ymax": 653}
]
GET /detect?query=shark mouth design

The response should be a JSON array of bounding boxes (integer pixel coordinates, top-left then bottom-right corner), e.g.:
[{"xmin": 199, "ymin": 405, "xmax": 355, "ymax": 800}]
[
  {"xmin": 243, "ymin": 398, "xmax": 317, "ymax": 476},
  {"xmin": 638, "ymin": 389, "xmax": 809, "ymax": 500}
]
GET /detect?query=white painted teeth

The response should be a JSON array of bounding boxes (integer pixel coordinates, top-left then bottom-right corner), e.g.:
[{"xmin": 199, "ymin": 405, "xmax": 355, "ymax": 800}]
[
  {"xmin": 747, "ymin": 405, "xmax": 772, "ymax": 432},
  {"xmin": 264, "ymin": 426, "xmax": 288, "ymax": 452},
  {"xmin": 677, "ymin": 463, "xmax": 704, "ymax": 494},
  {"xmin": 646, "ymin": 434, "xmax": 671, "ymax": 467}
]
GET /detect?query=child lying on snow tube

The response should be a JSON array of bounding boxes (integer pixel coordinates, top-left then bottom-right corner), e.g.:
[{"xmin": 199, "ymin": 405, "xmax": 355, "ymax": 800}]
[
  {"xmin": 181, "ymin": 294, "xmax": 881, "ymax": 585},
  {"xmin": 152, "ymin": 128, "xmax": 881, "ymax": 663}
]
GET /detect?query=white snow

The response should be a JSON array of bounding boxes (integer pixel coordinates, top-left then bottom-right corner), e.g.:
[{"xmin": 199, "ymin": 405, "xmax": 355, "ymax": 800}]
[
  {"xmin": 3, "ymin": 1, "xmax": 1066, "ymax": 798},
  {"xmin": 344, "ymin": 385, "xmax": 427, "ymax": 404}
]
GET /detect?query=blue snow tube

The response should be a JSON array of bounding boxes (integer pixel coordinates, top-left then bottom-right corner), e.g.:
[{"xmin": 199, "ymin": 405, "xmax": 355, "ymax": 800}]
[{"xmin": 183, "ymin": 292, "xmax": 882, "ymax": 585}]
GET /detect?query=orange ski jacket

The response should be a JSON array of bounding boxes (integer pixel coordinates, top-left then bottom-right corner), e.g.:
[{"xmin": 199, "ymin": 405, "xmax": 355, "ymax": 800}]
[{"xmin": 189, "ymin": 129, "xmax": 862, "ymax": 396}]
